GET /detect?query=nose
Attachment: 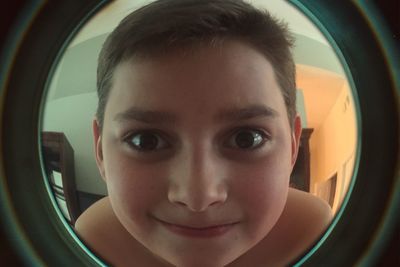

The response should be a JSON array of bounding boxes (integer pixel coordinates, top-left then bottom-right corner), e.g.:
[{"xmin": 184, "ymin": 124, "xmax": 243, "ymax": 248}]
[{"xmin": 168, "ymin": 145, "xmax": 228, "ymax": 212}]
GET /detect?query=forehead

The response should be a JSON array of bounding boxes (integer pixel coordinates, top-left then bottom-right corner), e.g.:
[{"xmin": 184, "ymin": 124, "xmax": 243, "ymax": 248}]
[{"xmin": 106, "ymin": 40, "xmax": 286, "ymax": 120}]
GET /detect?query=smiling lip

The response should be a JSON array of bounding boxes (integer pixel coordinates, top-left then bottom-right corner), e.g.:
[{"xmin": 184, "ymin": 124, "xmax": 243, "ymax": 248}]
[{"xmin": 157, "ymin": 219, "xmax": 238, "ymax": 238}]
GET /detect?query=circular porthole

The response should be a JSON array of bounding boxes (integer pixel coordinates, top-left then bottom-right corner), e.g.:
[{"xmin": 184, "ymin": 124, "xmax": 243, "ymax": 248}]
[{"xmin": 0, "ymin": 1, "xmax": 398, "ymax": 266}]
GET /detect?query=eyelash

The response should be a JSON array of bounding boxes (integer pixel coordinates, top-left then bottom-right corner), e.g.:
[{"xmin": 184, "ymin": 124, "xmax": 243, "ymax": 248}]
[{"xmin": 123, "ymin": 127, "xmax": 270, "ymax": 153}]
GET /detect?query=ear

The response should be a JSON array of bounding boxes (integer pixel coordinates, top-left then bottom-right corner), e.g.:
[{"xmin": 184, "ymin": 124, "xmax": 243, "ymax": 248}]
[
  {"xmin": 93, "ymin": 119, "xmax": 106, "ymax": 181},
  {"xmin": 291, "ymin": 115, "xmax": 302, "ymax": 168}
]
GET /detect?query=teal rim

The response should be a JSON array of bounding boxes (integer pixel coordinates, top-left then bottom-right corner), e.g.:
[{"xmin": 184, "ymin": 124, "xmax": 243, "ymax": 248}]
[
  {"xmin": 1, "ymin": 1, "xmax": 397, "ymax": 266},
  {"xmin": 288, "ymin": 0, "xmax": 362, "ymax": 265}
]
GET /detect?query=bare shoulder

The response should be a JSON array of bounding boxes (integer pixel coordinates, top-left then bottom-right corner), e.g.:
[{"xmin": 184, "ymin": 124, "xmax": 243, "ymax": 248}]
[
  {"xmin": 286, "ymin": 188, "xmax": 333, "ymax": 229},
  {"xmin": 74, "ymin": 197, "xmax": 163, "ymax": 266},
  {"xmin": 74, "ymin": 197, "xmax": 111, "ymax": 233},
  {"xmin": 277, "ymin": 188, "xmax": 333, "ymax": 261},
  {"xmin": 237, "ymin": 188, "xmax": 333, "ymax": 266},
  {"xmin": 74, "ymin": 197, "xmax": 133, "ymax": 265},
  {"xmin": 74, "ymin": 197, "xmax": 117, "ymax": 249}
]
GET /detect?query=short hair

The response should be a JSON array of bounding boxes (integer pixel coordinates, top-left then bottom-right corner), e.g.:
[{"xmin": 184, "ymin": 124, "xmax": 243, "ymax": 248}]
[{"xmin": 96, "ymin": 0, "xmax": 296, "ymax": 130}]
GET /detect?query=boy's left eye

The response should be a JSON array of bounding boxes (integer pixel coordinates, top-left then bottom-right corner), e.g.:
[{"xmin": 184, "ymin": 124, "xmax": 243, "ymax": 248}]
[{"xmin": 225, "ymin": 128, "xmax": 268, "ymax": 149}]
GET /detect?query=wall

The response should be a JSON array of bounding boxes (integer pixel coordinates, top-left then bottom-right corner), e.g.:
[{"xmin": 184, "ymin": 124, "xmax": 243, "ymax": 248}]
[{"xmin": 309, "ymin": 83, "xmax": 357, "ymax": 212}]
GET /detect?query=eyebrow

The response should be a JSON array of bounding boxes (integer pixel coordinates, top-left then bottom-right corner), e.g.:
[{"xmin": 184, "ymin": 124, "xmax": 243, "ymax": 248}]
[
  {"xmin": 113, "ymin": 105, "xmax": 278, "ymax": 124},
  {"xmin": 216, "ymin": 105, "xmax": 279, "ymax": 122},
  {"xmin": 114, "ymin": 107, "xmax": 177, "ymax": 124}
]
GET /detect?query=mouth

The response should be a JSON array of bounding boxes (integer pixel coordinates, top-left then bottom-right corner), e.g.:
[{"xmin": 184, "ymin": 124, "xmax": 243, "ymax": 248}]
[{"xmin": 155, "ymin": 218, "xmax": 238, "ymax": 238}]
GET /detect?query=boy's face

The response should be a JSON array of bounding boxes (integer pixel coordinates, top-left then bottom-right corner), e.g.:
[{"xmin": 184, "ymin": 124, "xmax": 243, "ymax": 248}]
[{"xmin": 94, "ymin": 40, "xmax": 301, "ymax": 266}]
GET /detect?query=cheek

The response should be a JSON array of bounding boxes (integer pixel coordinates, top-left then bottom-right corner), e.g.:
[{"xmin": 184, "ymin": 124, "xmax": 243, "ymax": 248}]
[
  {"xmin": 230, "ymin": 152, "xmax": 292, "ymax": 227},
  {"xmin": 232, "ymin": 164, "xmax": 289, "ymax": 210},
  {"xmin": 103, "ymin": 153, "xmax": 166, "ymax": 218}
]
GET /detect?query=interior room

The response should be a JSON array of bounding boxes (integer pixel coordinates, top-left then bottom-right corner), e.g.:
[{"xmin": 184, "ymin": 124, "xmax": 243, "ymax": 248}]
[{"xmin": 40, "ymin": 0, "xmax": 358, "ymax": 225}]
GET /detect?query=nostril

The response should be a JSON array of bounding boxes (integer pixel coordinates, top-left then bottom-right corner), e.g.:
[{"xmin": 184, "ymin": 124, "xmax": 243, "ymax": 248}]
[
  {"xmin": 173, "ymin": 200, "xmax": 188, "ymax": 207},
  {"xmin": 168, "ymin": 185, "xmax": 228, "ymax": 212}
]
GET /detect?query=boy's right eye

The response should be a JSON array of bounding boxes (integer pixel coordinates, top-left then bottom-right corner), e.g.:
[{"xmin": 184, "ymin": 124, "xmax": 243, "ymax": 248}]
[{"xmin": 125, "ymin": 131, "xmax": 169, "ymax": 151}]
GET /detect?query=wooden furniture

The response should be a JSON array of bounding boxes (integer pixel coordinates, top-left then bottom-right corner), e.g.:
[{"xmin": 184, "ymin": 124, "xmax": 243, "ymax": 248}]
[
  {"xmin": 290, "ymin": 128, "xmax": 313, "ymax": 192},
  {"xmin": 41, "ymin": 131, "xmax": 80, "ymax": 225}
]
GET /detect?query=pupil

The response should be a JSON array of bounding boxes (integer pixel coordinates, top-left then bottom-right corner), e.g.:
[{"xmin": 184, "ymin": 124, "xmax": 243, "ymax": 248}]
[
  {"xmin": 133, "ymin": 134, "xmax": 158, "ymax": 150},
  {"xmin": 235, "ymin": 131, "xmax": 255, "ymax": 148}
]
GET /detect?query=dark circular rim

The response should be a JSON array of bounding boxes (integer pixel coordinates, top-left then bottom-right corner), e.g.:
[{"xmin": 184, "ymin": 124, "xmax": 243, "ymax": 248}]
[{"xmin": 0, "ymin": 1, "xmax": 398, "ymax": 266}]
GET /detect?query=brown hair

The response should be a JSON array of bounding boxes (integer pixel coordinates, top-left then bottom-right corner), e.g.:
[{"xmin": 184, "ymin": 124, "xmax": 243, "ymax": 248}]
[{"xmin": 96, "ymin": 0, "xmax": 296, "ymax": 130}]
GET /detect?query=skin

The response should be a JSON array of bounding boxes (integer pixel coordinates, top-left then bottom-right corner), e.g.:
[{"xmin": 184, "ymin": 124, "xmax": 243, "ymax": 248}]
[{"xmin": 75, "ymin": 40, "xmax": 333, "ymax": 267}]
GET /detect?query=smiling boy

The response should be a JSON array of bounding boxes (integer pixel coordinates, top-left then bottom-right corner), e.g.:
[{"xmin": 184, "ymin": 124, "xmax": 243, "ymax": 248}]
[{"xmin": 75, "ymin": 0, "xmax": 333, "ymax": 266}]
